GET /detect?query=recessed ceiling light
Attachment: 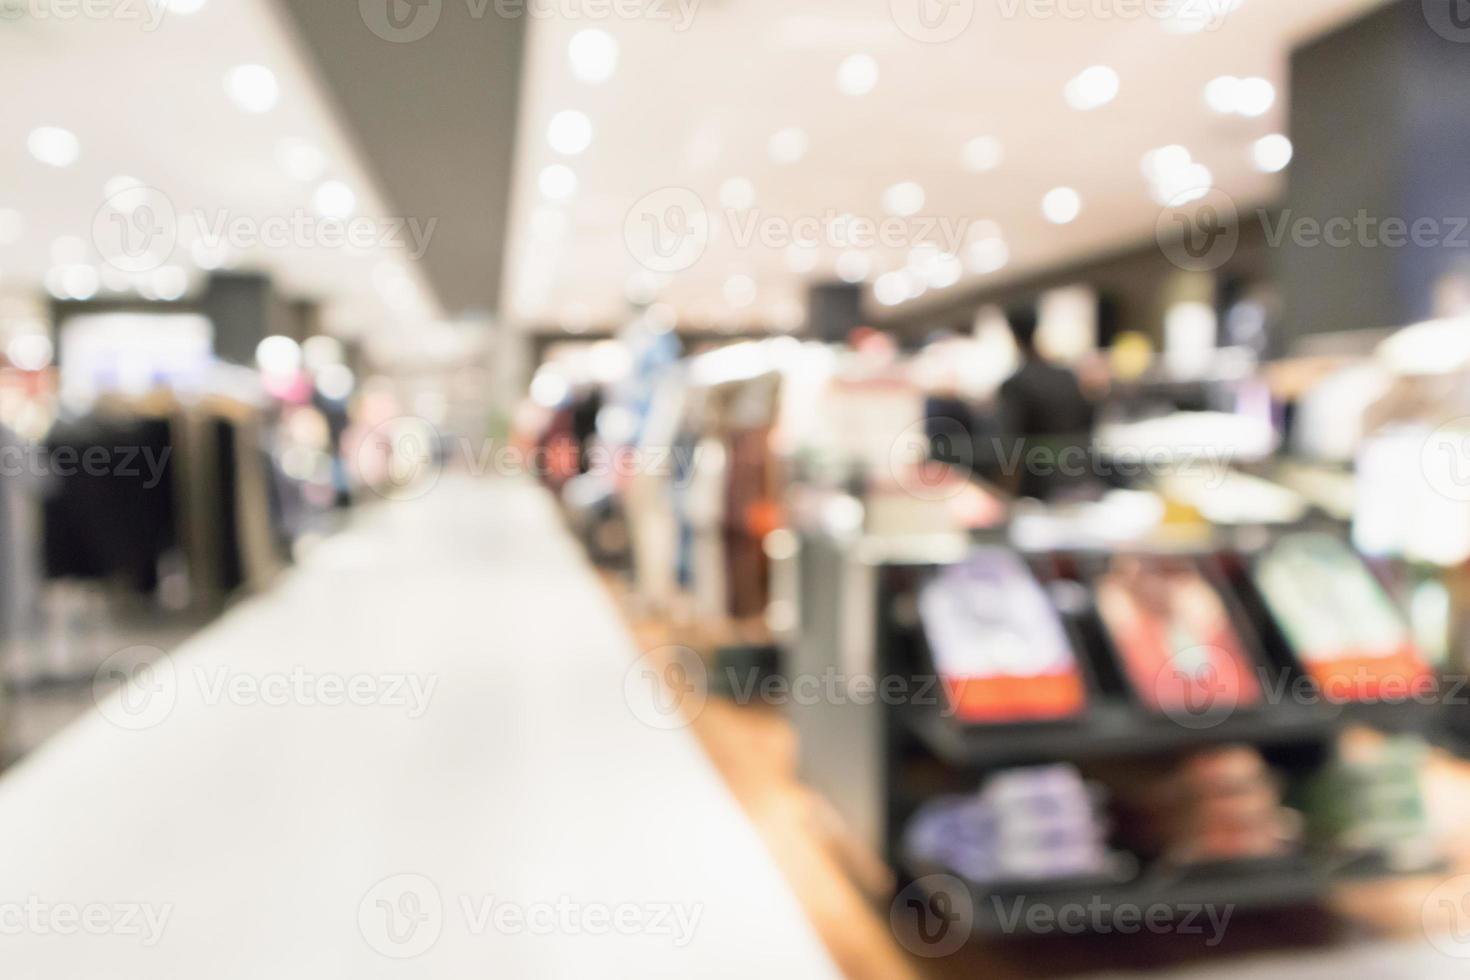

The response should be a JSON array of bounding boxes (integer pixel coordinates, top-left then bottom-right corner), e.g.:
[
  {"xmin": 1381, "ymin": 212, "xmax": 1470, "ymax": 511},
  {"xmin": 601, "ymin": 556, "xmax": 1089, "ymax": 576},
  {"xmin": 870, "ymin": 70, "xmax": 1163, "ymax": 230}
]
[
  {"xmin": 962, "ymin": 136, "xmax": 1003, "ymax": 173},
  {"xmin": 1152, "ymin": 164, "xmax": 1212, "ymax": 205},
  {"xmin": 547, "ymin": 110, "xmax": 593, "ymax": 155},
  {"xmin": 1205, "ymin": 75, "xmax": 1274, "ymax": 117},
  {"xmin": 0, "ymin": 209, "xmax": 22, "ymax": 246},
  {"xmin": 66, "ymin": 266, "xmax": 99, "ymax": 300},
  {"xmin": 928, "ymin": 253, "xmax": 963, "ymax": 289},
  {"xmin": 723, "ymin": 274, "xmax": 757, "ymax": 308},
  {"xmin": 719, "ymin": 177, "xmax": 755, "ymax": 210},
  {"xmin": 1141, "ymin": 145, "xmax": 1211, "ymax": 204},
  {"xmin": 315, "ymin": 364, "xmax": 355, "ymax": 401},
  {"xmin": 1204, "ymin": 75, "xmax": 1239, "ymax": 113},
  {"xmin": 6, "ymin": 333, "xmax": 53, "ymax": 372},
  {"xmin": 904, "ymin": 269, "xmax": 928, "ymax": 300},
  {"xmin": 568, "ymin": 28, "xmax": 618, "ymax": 84},
  {"xmin": 874, "ymin": 271, "xmax": 908, "ymax": 307},
  {"xmin": 312, "ymin": 180, "xmax": 357, "ymax": 219},
  {"xmin": 1141, "ymin": 144, "xmax": 1192, "ymax": 180},
  {"xmin": 277, "ymin": 139, "xmax": 327, "ymax": 182},
  {"xmin": 151, "ymin": 265, "xmax": 189, "ymax": 302},
  {"xmin": 1042, "ymin": 187, "xmax": 1081, "ymax": 224},
  {"xmin": 966, "ymin": 238, "xmax": 1009, "ymax": 275},
  {"xmin": 256, "ymin": 335, "xmax": 302, "ymax": 375},
  {"xmin": 768, "ymin": 127, "xmax": 808, "ymax": 166},
  {"xmin": 1253, "ymin": 134, "xmax": 1293, "ymax": 173},
  {"xmin": 837, "ymin": 53, "xmax": 879, "ymax": 96},
  {"xmin": 225, "ymin": 64, "xmax": 279, "ymax": 114},
  {"xmin": 46, "ymin": 264, "xmax": 99, "ymax": 301},
  {"xmin": 538, "ymin": 164, "xmax": 578, "ymax": 200},
  {"xmin": 624, "ymin": 270, "xmax": 662, "ymax": 305},
  {"xmin": 1064, "ymin": 65, "xmax": 1119, "ymax": 111},
  {"xmin": 835, "ymin": 251, "xmax": 870, "ymax": 283},
  {"xmin": 302, "ymin": 335, "xmax": 345, "ymax": 371},
  {"xmin": 883, "ymin": 181, "xmax": 925, "ymax": 217},
  {"xmin": 27, "ymin": 127, "xmax": 79, "ymax": 167},
  {"xmin": 1235, "ymin": 77, "xmax": 1276, "ymax": 117}
]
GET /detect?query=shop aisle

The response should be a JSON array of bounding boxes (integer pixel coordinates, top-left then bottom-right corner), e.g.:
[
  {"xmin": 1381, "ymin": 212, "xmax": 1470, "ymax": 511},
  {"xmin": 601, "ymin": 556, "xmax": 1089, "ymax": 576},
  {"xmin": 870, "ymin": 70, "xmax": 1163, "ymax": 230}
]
[{"xmin": 0, "ymin": 476, "xmax": 840, "ymax": 978}]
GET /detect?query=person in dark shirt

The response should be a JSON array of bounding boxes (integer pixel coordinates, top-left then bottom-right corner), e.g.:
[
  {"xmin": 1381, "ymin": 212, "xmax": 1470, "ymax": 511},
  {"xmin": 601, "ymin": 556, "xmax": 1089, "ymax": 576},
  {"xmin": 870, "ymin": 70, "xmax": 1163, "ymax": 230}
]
[{"xmin": 996, "ymin": 307, "xmax": 1095, "ymax": 500}]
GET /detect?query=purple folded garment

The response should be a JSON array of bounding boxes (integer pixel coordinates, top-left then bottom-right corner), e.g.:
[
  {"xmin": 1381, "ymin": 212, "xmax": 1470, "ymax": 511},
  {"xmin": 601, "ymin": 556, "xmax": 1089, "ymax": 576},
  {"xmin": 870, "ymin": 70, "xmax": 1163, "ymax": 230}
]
[{"xmin": 905, "ymin": 765, "xmax": 1115, "ymax": 884}]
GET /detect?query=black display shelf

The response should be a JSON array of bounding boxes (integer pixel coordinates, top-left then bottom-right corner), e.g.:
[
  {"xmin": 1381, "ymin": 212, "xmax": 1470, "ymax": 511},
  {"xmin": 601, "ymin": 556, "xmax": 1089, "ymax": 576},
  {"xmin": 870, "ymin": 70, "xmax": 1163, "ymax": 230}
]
[
  {"xmin": 791, "ymin": 524, "xmax": 1449, "ymax": 949},
  {"xmin": 900, "ymin": 699, "xmax": 1338, "ymax": 770},
  {"xmin": 910, "ymin": 854, "xmax": 1334, "ymax": 936}
]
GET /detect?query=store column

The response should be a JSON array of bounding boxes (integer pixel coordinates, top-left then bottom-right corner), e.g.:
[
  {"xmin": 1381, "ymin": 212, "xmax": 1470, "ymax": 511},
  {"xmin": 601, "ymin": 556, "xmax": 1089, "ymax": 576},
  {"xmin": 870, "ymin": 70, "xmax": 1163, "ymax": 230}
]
[
  {"xmin": 807, "ymin": 282, "xmax": 864, "ymax": 343},
  {"xmin": 201, "ymin": 272, "xmax": 295, "ymax": 367},
  {"xmin": 1280, "ymin": 0, "xmax": 1470, "ymax": 344}
]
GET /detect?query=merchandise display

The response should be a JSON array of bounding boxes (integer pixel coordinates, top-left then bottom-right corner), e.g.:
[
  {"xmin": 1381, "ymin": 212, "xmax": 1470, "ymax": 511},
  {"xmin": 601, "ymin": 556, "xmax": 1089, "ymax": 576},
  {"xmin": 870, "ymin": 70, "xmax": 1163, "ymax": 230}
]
[
  {"xmin": 1094, "ymin": 556, "xmax": 1263, "ymax": 717},
  {"xmin": 1104, "ymin": 747, "xmax": 1301, "ymax": 865},
  {"xmin": 905, "ymin": 765, "xmax": 1118, "ymax": 883},
  {"xmin": 918, "ymin": 550, "xmax": 1088, "ymax": 723},
  {"xmin": 1253, "ymin": 533, "xmax": 1432, "ymax": 702},
  {"xmin": 1296, "ymin": 731, "xmax": 1436, "ymax": 871}
]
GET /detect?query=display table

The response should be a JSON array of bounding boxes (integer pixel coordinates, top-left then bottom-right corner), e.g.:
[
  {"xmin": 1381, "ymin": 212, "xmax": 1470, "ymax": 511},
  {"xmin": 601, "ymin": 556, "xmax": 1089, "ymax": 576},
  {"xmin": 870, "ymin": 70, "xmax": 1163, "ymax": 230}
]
[{"xmin": 0, "ymin": 477, "xmax": 838, "ymax": 978}]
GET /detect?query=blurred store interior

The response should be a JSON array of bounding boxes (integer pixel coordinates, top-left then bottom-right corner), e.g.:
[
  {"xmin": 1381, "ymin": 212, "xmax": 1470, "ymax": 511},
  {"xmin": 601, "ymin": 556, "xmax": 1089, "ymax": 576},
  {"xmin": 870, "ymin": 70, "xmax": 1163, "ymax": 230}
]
[{"xmin": 5, "ymin": 0, "xmax": 1470, "ymax": 976}]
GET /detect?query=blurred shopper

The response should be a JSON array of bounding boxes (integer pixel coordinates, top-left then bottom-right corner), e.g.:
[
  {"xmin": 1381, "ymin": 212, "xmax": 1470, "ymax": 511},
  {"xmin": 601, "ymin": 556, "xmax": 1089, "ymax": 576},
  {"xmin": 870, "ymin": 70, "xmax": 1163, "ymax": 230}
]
[{"xmin": 995, "ymin": 307, "xmax": 1095, "ymax": 500}]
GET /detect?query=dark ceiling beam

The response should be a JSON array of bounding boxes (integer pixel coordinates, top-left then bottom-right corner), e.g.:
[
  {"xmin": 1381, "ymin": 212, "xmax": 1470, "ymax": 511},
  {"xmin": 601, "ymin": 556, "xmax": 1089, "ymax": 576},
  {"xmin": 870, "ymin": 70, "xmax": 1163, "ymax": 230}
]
[{"xmin": 274, "ymin": 0, "xmax": 526, "ymax": 319}]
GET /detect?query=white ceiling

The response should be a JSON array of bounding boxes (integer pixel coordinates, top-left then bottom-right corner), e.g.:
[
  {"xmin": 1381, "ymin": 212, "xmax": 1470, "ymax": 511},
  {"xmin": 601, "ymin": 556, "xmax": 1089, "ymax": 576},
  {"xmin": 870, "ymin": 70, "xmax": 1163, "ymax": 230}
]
[
  {"xmin": 0, "ymin": 0, "xmax": 441, "ymax": 341},
  {"xmin": 503, "ymin": 0, "xmax": 1387, "ymax": 333}
]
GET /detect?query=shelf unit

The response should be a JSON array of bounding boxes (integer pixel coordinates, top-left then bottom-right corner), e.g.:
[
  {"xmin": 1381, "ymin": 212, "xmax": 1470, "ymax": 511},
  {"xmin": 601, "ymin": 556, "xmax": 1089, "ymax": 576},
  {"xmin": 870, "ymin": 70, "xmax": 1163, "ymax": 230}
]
[{"xmin": 788, "ymin": 520, "xmax": 1450, "ymax": 938}]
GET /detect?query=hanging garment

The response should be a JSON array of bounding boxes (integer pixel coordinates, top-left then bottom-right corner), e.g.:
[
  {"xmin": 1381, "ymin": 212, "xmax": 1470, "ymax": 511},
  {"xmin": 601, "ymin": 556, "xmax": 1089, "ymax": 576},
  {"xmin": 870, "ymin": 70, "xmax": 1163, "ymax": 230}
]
[
  {"xmin": 42, "ymin": 415, "xmax": 178, "ymax": 593},
  {"xmin": 0, "ymin": 424, "xmax": 44, "ymax": 662}
]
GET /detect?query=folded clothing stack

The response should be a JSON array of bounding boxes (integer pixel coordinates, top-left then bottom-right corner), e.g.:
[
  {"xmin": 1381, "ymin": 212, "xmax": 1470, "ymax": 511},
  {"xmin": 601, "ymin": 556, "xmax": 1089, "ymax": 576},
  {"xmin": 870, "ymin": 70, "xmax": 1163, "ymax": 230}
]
[
  {"xmin": 1104, "ymin": 746, "xmax": 1301, "ymax": 864},
  {"xmin": 904, "ymin": 764, "xmax": 1115, "ymax": 883},
  {"xmin": 1297, "ymin": 732, "xmax": 1435, "ymax": 871}
]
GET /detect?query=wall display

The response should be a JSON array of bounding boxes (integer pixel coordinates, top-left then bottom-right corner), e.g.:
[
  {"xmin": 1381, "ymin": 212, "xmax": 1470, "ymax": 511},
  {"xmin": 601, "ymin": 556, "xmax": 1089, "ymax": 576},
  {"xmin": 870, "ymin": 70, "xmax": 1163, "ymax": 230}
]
[{"xmin": 918, "ymin": 549, "xmax": 1087, "ymax": 723}]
